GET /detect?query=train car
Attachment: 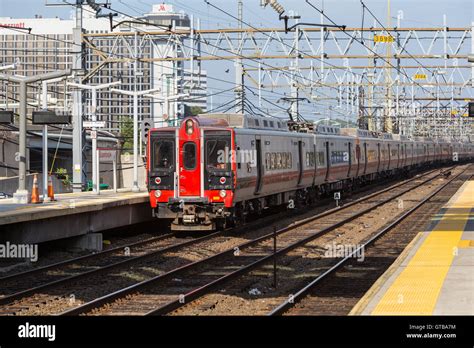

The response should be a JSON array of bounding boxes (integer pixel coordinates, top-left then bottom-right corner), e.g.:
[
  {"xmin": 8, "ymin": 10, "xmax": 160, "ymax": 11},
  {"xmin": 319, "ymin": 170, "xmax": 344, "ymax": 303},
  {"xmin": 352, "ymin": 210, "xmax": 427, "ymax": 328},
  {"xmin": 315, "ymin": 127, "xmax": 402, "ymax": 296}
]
[{"xmin": 147, "ymin": 113, "xmax": 473, "ymax": 232}]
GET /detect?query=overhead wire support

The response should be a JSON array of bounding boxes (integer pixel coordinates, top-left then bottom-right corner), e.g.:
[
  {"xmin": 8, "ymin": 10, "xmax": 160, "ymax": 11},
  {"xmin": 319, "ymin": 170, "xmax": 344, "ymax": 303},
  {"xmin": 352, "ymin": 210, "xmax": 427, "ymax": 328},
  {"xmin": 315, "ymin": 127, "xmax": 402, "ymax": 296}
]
[
  {"xmin": 304, "ymin": 0, "xmax": 445, "ymax": 124},
  {"xmin": 283, "ymin": 21, "xmax": 345, "ymax": 34}
]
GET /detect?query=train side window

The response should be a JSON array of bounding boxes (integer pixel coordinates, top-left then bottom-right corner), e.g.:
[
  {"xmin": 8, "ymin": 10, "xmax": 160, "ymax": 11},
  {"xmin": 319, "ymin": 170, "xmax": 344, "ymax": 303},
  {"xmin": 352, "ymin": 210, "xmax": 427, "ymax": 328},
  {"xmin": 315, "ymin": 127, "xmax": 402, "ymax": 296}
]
[
  {"xmin": 367, "ymin": 150, "xmax": 377, "ymax": 161},
  {"xmin": 306, "ymin": 152, "xmax": 315, "ymax": 167},
  {"xmin": 265, "ymin": 152, "xmax": 271, "ymax": 170},
  {"xmin": 317, "ymin": 151, "xmax": 325, "ymax": 166},
  {"xmin": 183, "ymin": 142, "xmax": 196, "ymax": 170},
  {"xmin": 288, "ymin": 153, "xmax": 292, "ymax": 168},
  {"xmin": 276, "ymin": 153, "xmax": 282, "ymax": 169},
  {"xmin": 270, "ymin": 153, "xmax": 276, "ymax": 169}
]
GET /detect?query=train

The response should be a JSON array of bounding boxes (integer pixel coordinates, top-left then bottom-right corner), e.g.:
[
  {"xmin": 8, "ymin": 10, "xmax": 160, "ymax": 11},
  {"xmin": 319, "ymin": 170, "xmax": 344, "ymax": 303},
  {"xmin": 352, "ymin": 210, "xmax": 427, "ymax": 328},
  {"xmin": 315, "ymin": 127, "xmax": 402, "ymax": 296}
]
[{"xmin": 146, "ymin": 113, "xmax": 474, "ymax": 231}]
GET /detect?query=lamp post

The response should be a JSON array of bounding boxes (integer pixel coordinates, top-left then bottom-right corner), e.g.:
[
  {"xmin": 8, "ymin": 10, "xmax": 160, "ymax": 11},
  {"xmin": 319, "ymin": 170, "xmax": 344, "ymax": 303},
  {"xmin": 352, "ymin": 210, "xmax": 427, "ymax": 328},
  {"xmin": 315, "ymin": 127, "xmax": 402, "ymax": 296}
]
[{"xmin": 67, "ymin": 81, "xmax": 121, "ymax": 194}]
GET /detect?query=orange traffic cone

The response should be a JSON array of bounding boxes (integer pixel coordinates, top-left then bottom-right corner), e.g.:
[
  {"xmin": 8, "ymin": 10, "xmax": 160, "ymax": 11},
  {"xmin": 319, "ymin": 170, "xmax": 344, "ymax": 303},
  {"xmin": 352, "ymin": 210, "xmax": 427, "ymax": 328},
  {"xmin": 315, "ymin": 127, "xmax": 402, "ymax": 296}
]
[
  {"xmin": 47, "ymin": 175, "xmax": 55, "ymax": 201},
  {"xmin": 30, "ymin": 174, "xmax": 41, "ymax": 204}
]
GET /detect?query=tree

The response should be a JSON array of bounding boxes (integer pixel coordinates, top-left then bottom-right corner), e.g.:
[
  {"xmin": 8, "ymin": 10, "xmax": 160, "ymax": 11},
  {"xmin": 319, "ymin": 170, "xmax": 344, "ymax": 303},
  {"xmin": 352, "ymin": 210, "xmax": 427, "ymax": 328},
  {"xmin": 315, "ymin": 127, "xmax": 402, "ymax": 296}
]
[
  {"xmin": 120, "ymin": 116, "xmax": 134, "ymax": 153},
  {"xmin": 184, "ymin": 105, "xmax": 203, "ymax": 117}
]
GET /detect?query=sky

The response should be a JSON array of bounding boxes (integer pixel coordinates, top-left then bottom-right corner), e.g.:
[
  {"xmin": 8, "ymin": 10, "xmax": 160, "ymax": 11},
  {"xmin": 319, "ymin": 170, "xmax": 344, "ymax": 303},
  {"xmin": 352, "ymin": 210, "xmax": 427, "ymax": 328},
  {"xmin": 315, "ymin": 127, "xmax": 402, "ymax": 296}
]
[
  {"xmin": 0, "ymin": 0, "xmax": 472, "ymax": 120},
  {"xmin": 0, "ymin": 0, "xmax": 471, "ymax": 28}
]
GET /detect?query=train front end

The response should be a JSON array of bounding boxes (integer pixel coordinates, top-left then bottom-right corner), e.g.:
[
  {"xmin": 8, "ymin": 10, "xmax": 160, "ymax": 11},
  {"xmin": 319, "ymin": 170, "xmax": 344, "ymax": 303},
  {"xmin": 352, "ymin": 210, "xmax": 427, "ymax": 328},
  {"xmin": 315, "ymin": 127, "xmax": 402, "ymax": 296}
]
[{"xmin": 147, "ymin": 116, "xmax": 235, "ymax": 231}]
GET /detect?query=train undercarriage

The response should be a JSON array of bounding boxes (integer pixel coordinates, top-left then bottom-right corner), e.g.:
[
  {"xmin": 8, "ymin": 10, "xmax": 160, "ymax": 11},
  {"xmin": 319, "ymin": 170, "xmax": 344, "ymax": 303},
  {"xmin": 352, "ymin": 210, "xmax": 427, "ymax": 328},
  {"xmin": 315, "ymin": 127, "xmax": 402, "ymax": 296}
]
[{"xmin": 154, "ymin": 164, "xmax": 435, "ymax": 232}]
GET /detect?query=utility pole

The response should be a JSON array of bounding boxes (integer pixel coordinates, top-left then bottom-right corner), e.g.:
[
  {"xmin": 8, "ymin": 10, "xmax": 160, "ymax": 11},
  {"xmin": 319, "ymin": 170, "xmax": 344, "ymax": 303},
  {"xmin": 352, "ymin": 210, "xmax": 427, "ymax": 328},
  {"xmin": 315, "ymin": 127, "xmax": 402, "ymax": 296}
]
[
  {"xmin": 67, "ymin": 81, "xmax": 121, "ymax": 194},
  {"xmin": 235, "ymin": 0, "xmax": 244, "ymax": 113},
  {"xmin": 72, "ymin": 2, "xmax": 85, "ymax": 193},
  {"xmin": 385, "ymin": 0, "xmax": 393, "ymax": 133},
  {"xmin": 0, "ymin": 70, "xmax": 71, "ymax": 204},
  {"xmin": 111, "ymin": 87, "xmax": 161, "ymax": 192},
  {"xmin": 41, "ymin": 76, "xmax": 71, "ymax": 202},
  {"xmin": 290, "ymin": 18, "xmax": 300, "ymax": 121}
]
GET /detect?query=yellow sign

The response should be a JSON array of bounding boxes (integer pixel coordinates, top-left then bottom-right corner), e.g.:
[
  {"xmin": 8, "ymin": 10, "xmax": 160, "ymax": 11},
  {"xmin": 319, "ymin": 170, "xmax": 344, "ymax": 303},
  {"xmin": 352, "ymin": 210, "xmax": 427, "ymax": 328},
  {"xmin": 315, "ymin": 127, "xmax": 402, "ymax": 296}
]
[
  {"xmin": 374, "ymin": 35, "xmax": 394, "ymax": 43},
  {"xmin": 414, "ymin": 73, "xmax": 427, "ymax": 80},
  {"xmin": 451, "ymin": 110, "xmax": 458, "ymax": 115}
]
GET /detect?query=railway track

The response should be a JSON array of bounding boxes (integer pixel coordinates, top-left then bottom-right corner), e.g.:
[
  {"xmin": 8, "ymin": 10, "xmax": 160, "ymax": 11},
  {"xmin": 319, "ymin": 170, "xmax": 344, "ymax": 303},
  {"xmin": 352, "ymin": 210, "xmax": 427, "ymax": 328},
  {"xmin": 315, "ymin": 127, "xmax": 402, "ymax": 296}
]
[
  {"xmin": 0, "ymin": 231, "xmax": 226, "ymax": 303},
  {"xmin": 268, "ymin": 167, "xmax": 472, "ymax": 316},
  {"xmin": 165, "ymin": 165, "xmax": 470, "ymax": 316},
  {"xmin": 57, "ymin": 165, "xmax": 459, "ymax": 316},
  {"xmin": 0, "ymin": 166, "xmax": 445, "ymax": 315}
]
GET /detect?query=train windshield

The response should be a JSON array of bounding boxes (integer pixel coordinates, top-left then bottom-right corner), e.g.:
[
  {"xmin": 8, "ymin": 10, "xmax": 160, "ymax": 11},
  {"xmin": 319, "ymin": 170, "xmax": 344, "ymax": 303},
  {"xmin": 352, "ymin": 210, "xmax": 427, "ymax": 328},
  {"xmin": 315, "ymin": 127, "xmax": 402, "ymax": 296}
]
[
  {"xmin": 206, "ymin": 135, "xmax": 231, "ymax": 171},
  {"xmin": 152, "ymin": 139, "xmax": 174, "ymax": 170}
]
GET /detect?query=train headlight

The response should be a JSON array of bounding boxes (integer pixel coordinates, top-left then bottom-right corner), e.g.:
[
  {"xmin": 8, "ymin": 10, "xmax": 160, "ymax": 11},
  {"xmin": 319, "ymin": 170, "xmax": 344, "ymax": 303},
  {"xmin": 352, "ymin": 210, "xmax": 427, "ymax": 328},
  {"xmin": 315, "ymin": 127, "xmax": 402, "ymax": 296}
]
[
  {"xmin": 155, "ymin": 177, "xmax": 161, "ymax": 185},
  {"xmin": 185, "ymin": 119, "xmax": 194, "ymax": 135},
  {"xmin": 154, "ymin": 190, "xmax": 162, "ymax": 198},
  {"xmin": 219, "ymin": 190, "xmax": 227, "ymax": 198}
]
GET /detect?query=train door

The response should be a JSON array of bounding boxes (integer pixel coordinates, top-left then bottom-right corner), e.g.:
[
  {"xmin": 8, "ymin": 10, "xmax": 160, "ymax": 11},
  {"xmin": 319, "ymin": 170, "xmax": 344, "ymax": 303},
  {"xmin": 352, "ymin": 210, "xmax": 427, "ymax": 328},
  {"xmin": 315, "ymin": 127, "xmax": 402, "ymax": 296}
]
[
  {"xmin": 355, "ymin": 143, "xmax": 361, "ymax": 177},
  {"xmin": 178, "ymin": 136, "xmax": 200, "ymax": 197},
  {"xmin": 363, "ymin": 142, "xmax": 368, "ymax": 174},
  {"xmin": 325, "ymin": 141, "xmax": 330, "ymax": 181},
  {"xmin": 396, "ymin": 144, "xmax": 400, "ymax": 168},
  {"xmin": 405, "ymin": 144, "xmax": 408, "ymax": 167},
  {"xmin": 255, "ymin": 137, "xmax": 263, "ymax": 194},
  {"xmin": 347, "ymin": 142, "xmax": 352, "ymax": 177},
  {"xmin": 376, "ymin": 143, "xmax": 381, "ymax": 173},
  {"xmin": 297, "ymin": 140, "xmax": 303, "ymax": 186},
  {"xmin": 387, "ymin": 143, "xmax": 391, "ymax": 170},
  {"xmin": 312, "ymin": 143, "xmax": 317, "ymax": 186}
]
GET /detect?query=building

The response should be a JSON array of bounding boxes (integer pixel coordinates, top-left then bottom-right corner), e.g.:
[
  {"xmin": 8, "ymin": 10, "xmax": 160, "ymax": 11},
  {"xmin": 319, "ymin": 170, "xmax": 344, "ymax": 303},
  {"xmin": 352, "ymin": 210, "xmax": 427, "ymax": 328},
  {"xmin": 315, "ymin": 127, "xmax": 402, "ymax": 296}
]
[
  {"xmin": 0, "ymin": 4, "xmax": 207, "ymax": 186},
  {"xmin": 0, "ymin": 3, "xmax": 207, "ymax": 132}
]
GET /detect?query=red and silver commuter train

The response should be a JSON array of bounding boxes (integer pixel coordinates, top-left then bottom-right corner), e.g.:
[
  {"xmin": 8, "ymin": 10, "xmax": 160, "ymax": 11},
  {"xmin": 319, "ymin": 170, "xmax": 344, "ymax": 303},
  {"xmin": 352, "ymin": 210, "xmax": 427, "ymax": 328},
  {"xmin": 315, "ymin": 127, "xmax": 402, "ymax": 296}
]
[{"xmin": 146, "ymin": 113, "xmax": 474, "ymax": 231}]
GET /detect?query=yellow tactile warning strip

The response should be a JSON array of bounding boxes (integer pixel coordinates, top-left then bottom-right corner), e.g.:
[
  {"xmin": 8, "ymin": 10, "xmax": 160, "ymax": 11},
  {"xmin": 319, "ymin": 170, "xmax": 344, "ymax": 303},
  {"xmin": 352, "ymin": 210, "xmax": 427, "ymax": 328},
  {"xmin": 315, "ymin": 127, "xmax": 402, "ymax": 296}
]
[
  {"xmin": 457, "ymin": 240, "xmax": 474, "ymax": 248},
  {"xmin": 348, "ymin": 232, "xmax": 425, "ymax": 315},
  {"xmin": 371, "ymin": 180, "xmax": 474, "ymax": 315}
]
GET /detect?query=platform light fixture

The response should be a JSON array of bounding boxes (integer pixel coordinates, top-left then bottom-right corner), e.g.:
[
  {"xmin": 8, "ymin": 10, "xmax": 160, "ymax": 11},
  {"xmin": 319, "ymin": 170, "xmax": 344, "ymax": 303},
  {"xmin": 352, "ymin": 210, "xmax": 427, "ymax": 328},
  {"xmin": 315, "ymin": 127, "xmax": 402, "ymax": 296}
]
[
  {"xmin": 0, "ymin": 110, "xmax": 14, "ymax": 124},
  {"xmin": 32, "ymin": 110, "xmax": 71, "ymax": 125}
]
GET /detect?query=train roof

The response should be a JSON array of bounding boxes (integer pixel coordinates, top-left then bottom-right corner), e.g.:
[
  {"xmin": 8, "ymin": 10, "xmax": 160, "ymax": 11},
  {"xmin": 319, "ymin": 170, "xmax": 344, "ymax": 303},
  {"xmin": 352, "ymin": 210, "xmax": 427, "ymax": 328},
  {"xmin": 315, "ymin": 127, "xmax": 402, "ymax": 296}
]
[
  {"xmin": 197, "ymin": 113, "xmax": 288, "ymax": 132},
  {"xmin": 190, "ymin": 114, "xmax": 474, "ymax": 144}
]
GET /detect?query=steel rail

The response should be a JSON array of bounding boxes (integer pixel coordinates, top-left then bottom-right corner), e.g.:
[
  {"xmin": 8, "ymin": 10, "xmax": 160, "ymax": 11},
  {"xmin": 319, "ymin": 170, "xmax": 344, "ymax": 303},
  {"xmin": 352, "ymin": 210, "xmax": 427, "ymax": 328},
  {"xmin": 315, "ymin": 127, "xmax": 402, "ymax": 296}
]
[
  {"xmin": 60, "ymin": 166, "xmax": 454, "ymax": 315},
  {"xmin": 268, "ymin": 168, "xmax": 471, "ymax": 316}
]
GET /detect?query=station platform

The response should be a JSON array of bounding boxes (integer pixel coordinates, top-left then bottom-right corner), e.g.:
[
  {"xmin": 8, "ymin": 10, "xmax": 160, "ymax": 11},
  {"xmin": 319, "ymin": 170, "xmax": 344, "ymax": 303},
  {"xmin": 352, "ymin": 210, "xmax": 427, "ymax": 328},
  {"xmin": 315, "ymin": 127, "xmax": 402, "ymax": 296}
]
[
  {"xmin": 0, "ymin": 188, "xmax": 152, "ymax": 249},
  {"xmin": 352, "ymin": 179, "xmax": 474, "ymax": 315}
]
